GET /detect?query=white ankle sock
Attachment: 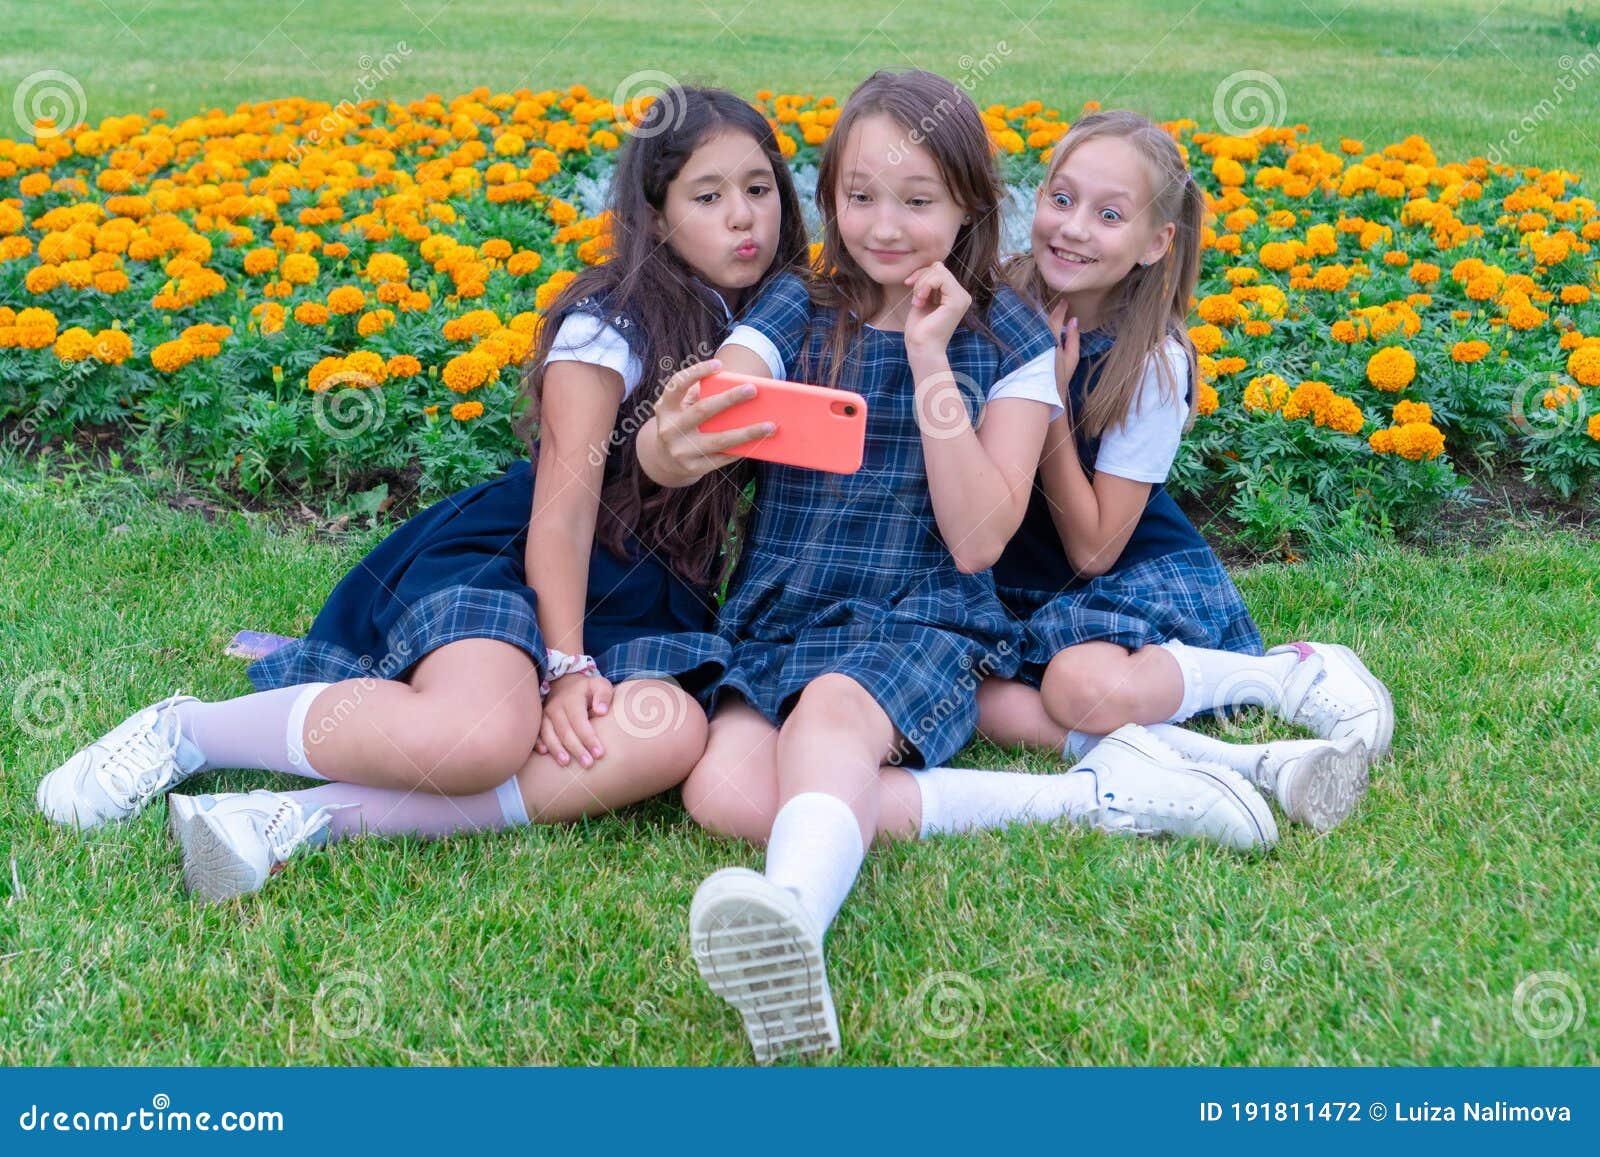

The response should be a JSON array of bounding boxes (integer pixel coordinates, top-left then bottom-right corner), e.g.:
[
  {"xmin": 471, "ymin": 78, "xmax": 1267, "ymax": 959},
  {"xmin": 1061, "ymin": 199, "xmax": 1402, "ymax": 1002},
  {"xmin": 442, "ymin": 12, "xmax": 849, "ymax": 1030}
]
[
  {"xmin": 1159, "ymin": 642, "xmax": 1300, "ymax": 723},
  {"xmin": 172, "ymin": 683, "xmax": 330, "ymax": 780},
  {"xmin": 909, "ymin": 765, "xmax": 1098, "ymax": 838},
  {"xmin": 1063, "ymin": 730, "xmax": 1104, "ymax": 761},
  {"xmin": 762, "ymin": 792, "xmax": 864, "ymax": 937},
  {"xmin": 1145, "ymin": 724, "xmax": 1265, "ymax": 774}
]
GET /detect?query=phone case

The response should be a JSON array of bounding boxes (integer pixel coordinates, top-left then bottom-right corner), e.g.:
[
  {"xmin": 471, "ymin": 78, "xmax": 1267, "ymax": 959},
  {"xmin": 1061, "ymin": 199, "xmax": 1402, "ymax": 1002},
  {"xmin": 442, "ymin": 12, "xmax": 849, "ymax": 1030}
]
[
  {"xmin": 696, "ymin": 371, "xmax": 867, "ymax": 474},
  {"xmin": 224, "ymin": 630, "xmax": 299, "ymax": 660}
]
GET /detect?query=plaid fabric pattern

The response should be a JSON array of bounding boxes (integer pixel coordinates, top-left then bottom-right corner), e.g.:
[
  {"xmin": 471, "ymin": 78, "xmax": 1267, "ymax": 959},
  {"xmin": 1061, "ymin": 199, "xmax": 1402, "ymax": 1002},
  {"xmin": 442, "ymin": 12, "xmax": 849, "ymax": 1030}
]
[
  {"xmin": 709, "ymin": 272, "xmax": 1056, "ymax": 767},
  {"xmin": 998, "ymin": 546, "xmax": 1265, "ymax": 688}
]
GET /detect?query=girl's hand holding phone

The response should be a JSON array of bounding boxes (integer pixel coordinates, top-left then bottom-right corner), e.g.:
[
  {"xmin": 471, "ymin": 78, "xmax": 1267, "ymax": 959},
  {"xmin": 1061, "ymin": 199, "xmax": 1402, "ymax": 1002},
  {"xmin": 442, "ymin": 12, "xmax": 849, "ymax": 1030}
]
[
  {"xmin": 902, "ymin": 261, "xmax": 972, "ymax": 359},
  {"xmin": 645, "ymin": 359, "xmax": 776, "ymax": 486}
]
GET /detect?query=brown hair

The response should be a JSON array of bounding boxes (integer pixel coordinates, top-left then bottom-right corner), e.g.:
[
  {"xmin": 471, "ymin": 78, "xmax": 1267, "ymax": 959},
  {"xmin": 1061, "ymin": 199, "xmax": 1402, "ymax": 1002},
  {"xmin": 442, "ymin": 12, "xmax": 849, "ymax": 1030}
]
[
  {"xmin": 1005, "ymin": 109, "xmax": 1205, "ymax": 439},
  {"xmin": 807, "ymin": 69, "xmax": 1007, "ymax": 387},
  {"xmin": 514, "ymin": 86, "xmax": 810, "ymax": 588}
]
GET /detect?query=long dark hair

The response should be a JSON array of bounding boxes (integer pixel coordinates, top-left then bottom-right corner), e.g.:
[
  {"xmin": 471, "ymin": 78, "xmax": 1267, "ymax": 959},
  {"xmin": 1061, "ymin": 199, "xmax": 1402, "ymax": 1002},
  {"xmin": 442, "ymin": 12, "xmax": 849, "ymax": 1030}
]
[
  {"xmin": 516, "ymin": 86, "xmax": 809, "ymax": 587},
  {"xmin": 808, "ymin": 69, "xmax": 1007, "ymax": 388}
]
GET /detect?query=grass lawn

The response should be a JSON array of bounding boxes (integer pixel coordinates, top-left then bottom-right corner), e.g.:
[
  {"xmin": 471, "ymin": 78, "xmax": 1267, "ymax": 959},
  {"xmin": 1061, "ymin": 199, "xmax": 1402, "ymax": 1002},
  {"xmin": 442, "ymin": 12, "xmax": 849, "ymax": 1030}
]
[
  {"xmin": 1, "ymin": 462, "xmax": 1596, "ymax": 1065},
  {"xmin": 2, "ymin": 1, "xmax": 1598, "ymax": 1065}
]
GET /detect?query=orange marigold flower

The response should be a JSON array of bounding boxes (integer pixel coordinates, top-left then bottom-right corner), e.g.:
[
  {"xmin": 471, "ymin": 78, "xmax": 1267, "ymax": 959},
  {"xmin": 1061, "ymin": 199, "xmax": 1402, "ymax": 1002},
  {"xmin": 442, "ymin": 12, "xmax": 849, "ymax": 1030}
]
[
  {"xmin": 1542, "ymin": 383, "xmax": 1581, "ymax": 410},
  {"xmin": 386, "ymin": 354, "xmax": 423, "ymax": 379},
  {"xmin": 357, "ymin": 309, "xmax": 395, "ymax": 337},
  {"xmin": 151, "ymin": 339, "xmax": 194, "ymax": 373},
  {"xmin": 1391, "ymin": 421, "xmax": 1445, "ymax": 460},
  {"xmin": 1451, "ymin": 340, "xmax": 1490, "ymax": 363},
  {"xmin": 243, "ymin": 247, "xmax": 279, "ymax": 275},
  {"xmin": 1188, "ymin": 324, "xmax": 1223, "ymax": 355},
  {"xmin": 92, "ymin": 328, "xmax": 132, "ymax": 364},
  {"xmin": 1258, "ymin": 240, "xmax": 1298, "ymax": 271},
  {"xmin": 451, "ymin": 400, "xmax": 485, "ymax": 421},
  {"xmin": 1393, "ymin": 400, "xmax": 1432, "ymax": 425},
  {"xmin": 53, "ymin": 326, "xmax": 96, "ymax": 362},
  {"xmin": 1196, "ymin": 294, "xmax": 1243, "ymax": 326},
  {"xmin": 327, "ymin": 286, "xmax": 367, "ymax": 315},
  {"xmin": 1561, "ymin": 285, "xmax": 1591, "ymax": 305},
  {"xmin": 481, "ymin": 238, "xmax": 513, "ymax": 260},
  {"xmin": 1243, "ymin": 373, "xmax": 1290, "ymax": 413},
  {"xmin": 443, "ymin": 350, "xmax": 497, "ymax": 393},
  {"xmin": 365, "ymin": 252, "xmax": 410, "ymax": 283},
  {"xmin": 281, "ymin": 253, "xmax": 319, "ymax": 285},
  {"xmin": 1588, "ymin": 413, "xmax": 1600, "ymax": 441},
  {"xmin": 1366, "ymin": 346, "xmax": 1416, "ymax": 392},
  {"xmin": 294, "ymin": 301, "xmax": 330, "ymax": 326},
  {"xmin": 535, "ymin": 270, "xmax": 579, "ymax": 312},
  {"xmin": 1568, "ymin": 345, "xmax": 1600, "ymax": 387},
  {"xmin": 507, "ymin": 250, "xmax": 543, "ymax": 276},
  {"xmin": 1196, "ymin": 382, "xmax": 1219, "ymax": 416}
]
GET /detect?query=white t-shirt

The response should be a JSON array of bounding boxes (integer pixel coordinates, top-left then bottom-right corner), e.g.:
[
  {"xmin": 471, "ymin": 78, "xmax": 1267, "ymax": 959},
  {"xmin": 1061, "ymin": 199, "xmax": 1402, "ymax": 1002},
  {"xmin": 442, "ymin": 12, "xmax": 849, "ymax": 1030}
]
[
  {"xmin": 545, "ymin": 312, "xmax": 642, "ymax": 398},
  {"xmin": 1092, "ymin": 337, "xmax": 1191, "ymax": 484},
  {"xmin": 724, "ymin": 321, "xmax": 1063, "ymax": 421}
]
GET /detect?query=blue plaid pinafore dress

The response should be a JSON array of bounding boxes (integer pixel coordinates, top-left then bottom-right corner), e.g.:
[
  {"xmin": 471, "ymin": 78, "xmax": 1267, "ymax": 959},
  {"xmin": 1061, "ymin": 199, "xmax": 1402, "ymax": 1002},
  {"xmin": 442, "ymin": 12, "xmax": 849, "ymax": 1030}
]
[
  {"xmin": 992, "ymin": 327, "xmax": 1263, "ymax": 688},
  {"xmin": 246, "ymin": 289, "xmax": 733, "ymax": 706},
  {"xmin": 705, "ymin": 272, "xmax": 1057, "ymax": 767}
]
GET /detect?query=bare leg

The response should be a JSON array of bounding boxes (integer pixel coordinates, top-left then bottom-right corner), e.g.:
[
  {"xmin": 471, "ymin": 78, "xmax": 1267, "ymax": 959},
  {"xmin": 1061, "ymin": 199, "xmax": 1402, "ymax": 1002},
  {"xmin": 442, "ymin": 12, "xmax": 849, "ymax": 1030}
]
[{"xmin": 1038, "ymin": 641, "xmax": 1184, "ymax": 735}]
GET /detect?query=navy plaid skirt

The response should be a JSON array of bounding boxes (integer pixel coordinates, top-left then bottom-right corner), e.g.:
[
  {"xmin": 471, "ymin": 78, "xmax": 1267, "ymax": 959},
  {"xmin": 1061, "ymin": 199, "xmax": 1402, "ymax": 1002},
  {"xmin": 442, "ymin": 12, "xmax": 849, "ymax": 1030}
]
[
  {"xmin": 247, "ymin": 460, "xmax": 730, "ymax": 707},
  {"xmin": 998, "ymin": 546, "xmax": 1264, "ymax": 688}
]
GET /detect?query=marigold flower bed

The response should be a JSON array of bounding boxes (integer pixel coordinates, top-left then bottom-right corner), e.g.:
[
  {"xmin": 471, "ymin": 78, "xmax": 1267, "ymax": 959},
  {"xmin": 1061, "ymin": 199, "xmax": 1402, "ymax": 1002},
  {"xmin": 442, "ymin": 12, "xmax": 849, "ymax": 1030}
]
[{"xmin": 1, "ymin": 86, "xmax": 1596, "ymax": 548}]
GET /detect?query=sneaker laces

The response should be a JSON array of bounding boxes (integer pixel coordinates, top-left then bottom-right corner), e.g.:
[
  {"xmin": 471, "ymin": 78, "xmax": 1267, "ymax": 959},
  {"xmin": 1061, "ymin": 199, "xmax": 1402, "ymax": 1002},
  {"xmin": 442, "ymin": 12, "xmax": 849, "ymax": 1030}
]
[
  {"xmin": 260, "ymin": 798, "xmax": 339, "ymax": 864},
  {"xmin": 95, "ymin": 704, "xmax": 186, "ymax": 810},
  {"xmin": 1293, "ymin": 674, "xmax": 1353, "ymax": 736}
]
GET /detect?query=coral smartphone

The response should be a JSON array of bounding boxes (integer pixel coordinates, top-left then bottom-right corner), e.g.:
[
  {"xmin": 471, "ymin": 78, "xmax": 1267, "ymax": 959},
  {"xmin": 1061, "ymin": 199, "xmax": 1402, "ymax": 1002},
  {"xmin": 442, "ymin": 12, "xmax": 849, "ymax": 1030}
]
[{"xmin": 696, "ymin": 371, "xmax": 867, "ymax": 474}]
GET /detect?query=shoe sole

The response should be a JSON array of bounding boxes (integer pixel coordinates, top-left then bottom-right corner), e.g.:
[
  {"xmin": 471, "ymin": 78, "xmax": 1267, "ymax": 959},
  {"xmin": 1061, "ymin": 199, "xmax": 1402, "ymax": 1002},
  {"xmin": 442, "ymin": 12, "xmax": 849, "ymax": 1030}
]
[
  {"xmin": 1272, "ymin": 740, "xmax": 1370, "ymax": 832},
  {"xmin": 1320, "ymin": 644, "xmax": 1395, "ymax": 763},
  {"xmin": 167, "ymin": 795, "xmax": 201, "ymax": 848},
  {"xmin": 182, "ymin": 812, "xmax": 262, "ymax": 904},
  {"xmin": 690, "ymin": 869, "xmax": 839, "ymax": 1064}
]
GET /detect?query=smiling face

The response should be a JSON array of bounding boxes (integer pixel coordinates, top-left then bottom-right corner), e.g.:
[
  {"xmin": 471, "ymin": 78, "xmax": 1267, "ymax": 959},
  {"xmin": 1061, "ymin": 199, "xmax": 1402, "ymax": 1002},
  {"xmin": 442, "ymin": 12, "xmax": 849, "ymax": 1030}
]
[
  {"xmin": 651, "ymin": 128, "xmax": 782, "ymax": 295},
  {"xmin": 834, "ymin": 112, "xmax": 967, "ymax": 303},
  {"xmin": 1031, "ymin": 134, "xmax": 1177, "ymax": 322}
]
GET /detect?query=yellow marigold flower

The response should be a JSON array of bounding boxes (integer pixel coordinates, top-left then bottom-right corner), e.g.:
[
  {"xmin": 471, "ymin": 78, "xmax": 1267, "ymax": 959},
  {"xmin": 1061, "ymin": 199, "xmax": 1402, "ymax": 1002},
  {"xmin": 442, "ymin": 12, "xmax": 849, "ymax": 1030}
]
[
  {"xmin": 1561, "ymin": 285, "xmax": 1591, "ymax": 305},
  {"xmin": 451, "ymin": 400, "xmax": 485, "ymax": 421},
  {"xmin": 535, "ymin": 269, "xmax": 579, "ymax": 312},
  {"xmin": 1212, "ymin": 157, "xmax": 1246, "ymax": 186},
  {"xmin": 93, "ymin": 269, "xmax": 128, "ymax": 294},
  {"xmin": 307, "ymin": 356, "xmax": 345, "ymax": 392},
  {"xmin": 53, "ymin": 327, "xmax": 96, "ymax": 362},
  {"xmin": 1506, "ymin": 302, "xmax": 1547, "ymax": 330},
  {"xmin": 386, "ymin": 354, "xmax": 422, "ymax": 379},
  {"xmin": 357, "ymin": 309, "xmax": 395, "ymax": 337},
  {"xmin": 495, "ymin": 132, "xmax": 526, "ymax": 156},
  {"xmin": 323, "ymin": 242, "xmax": 350, "ymax": 260},
  {"xmin": 1393, "ymin": 400, "xmax": 1432, "ymax": 425},
  {"xmin": 344, "ymin": 350, "xmax": 388, "ymax": 384},
  {"xmin": 151, "ymin": 339, "xmax": 195, "ymax": 373},
  {"xmin": 424, "ymin": 404, "xmax": 440, "ymax": 417},
  {"xmin": 92, "ymin": 328, "xmax": 132, "ymax": 364},
  {"xmin": 1243, "ymin": 373, "xmax": 1290, "ymax": 413},
  {"xmin": 507, "ymin": 250, "xmax": 543, "ymax": 276},
  {"xmin": 243, "ymin": 247, "xmax": 279, "ymax": 275},
  {"xmin": 1304, "ymin": 223, "xmax": 1338, "ymax": 257},
  {"xmin": 442, "ymin": 308, "xmax": 503, "ymax": 342},
  {"xmin": 1451, "ymin": 340, "xmax": 1490, "ymax": 363},
  {"xmin": 327, "ymin": 286, "xmax": 367, "ymax": 315},
  {"xmin": 1368, "ymin": 427, "xmax": 1396, "ymax": 455},
  {"xmin": 1383, "ymin": 249, "xmax": 1409, "ymax": 266},
  {"xmin": 1282, "ymin": 380, "xmax": 1334, "ymax": 421},
  {"xmin": 481, "ymin": 238, "xmax": 513, "ymax": 260},
  {"xmin": 1366, "ymin": 346, "xmax": 1416, "ymax": 392},
  {"xmin": 1568, "ymin": 345, "xmax": 1600, "ymax": 387},
  {"xmin": 365, "ymin": 253, "xmax": 409, "ymax": 283},
  {"xmin": 546, "ymin": 199, "xmax": 579, "ymax": 226},
  {"xmin": 1188, "ymin": 324, "xmax": 1223, "ymax": 355},
  {"xmin": 281, "ymin": 253, "xmax": 319, "ymax": 285},
  {"xmin": 294, "ymin": 301, "xmax": 330, "ymax": 326},
  {"xmin": 1588, "ymin": 413, "xmax": 1600, "ymax": 441},
  {"xmin": 1391, "ymin": 421, "xmax": 1445, "ymax": 460},
  {"xmin": 1330, "ymin": 319, "xmax": 1365, "ymax": 343},
  {"xmin": 443, "ymin": 350, "xmax": 497, "ymax": 393},
  {"xmin": 25, "ymin": 265, "xmax": 61, "ymax": 294},
  {"xmin": 1312, "ymin": 264, "xmax": 1352, "ymax": 292},
  {"xmin": 1196, "ymin": 294, "xmax": 1243, "ymax": 326}
]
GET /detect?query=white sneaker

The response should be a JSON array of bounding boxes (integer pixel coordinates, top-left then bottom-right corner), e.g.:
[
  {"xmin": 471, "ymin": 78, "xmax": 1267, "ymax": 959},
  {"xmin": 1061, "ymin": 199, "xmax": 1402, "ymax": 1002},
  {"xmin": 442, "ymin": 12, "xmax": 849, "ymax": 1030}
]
[
  {"xmin": 1251, "ymin": 736, "xmax": 1369, "ymax": 832},
  {"xmin": 178, "ymin": 790, "xmax": 344, "ymax": 903},
  {"xmin": 1270, "ymin": 642, "xmax": 1395, "ymax": 762},
  {"xmin": 1076, "ymin": 724, "xmax": 1278, "ymax": 851},
  {"xmin": 36, "ymin": 694, "xmax": 206, "ymax": 829},
  {"xmin": 689, "ymin": 867, "xmax": 839, "ymax": 1064}
]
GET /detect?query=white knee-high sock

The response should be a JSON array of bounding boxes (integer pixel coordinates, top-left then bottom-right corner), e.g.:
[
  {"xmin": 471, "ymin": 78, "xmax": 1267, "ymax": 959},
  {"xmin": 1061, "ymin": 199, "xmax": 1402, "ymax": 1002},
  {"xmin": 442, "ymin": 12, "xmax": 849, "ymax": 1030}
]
[
  {"xmin": 909, "ymin": 766, "xmax": 1098, "ymax": 838},
  {"xmin": 1159, "ymin": 642, "xmax": 1300, "ymax": 724},
  {"xmin": 762, "ymin": 792, "xmax": 864, "ymax": 937},
  {"xmin": 1146, "ymin": 724, "xmax": 1277, "ymax": 774},
  {"xmin": 281, "ymin": 774, "xmax": 528, "ymax": 847},
  {"xmin": 172, "ymin": 684, "xmax": 331, "ymax": 780}
]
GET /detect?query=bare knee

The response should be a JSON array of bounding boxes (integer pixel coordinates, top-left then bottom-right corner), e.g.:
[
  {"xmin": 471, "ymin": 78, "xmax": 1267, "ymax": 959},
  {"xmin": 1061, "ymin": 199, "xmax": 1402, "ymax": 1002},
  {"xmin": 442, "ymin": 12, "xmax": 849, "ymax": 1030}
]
[
  {"xmin": 788, "ymin": 673, "xmax": 881, "ymax": 731},
  {"xmin": 681, "ymin": 751, "xmax": 778, "ymax": 844},
  {"xmin": 416, "ymin": 696, "xmax": 541, "ymax": 794},
  {"xmin": 1040, "ymin": 653, "xmax": 1133, "ymax": 733}
]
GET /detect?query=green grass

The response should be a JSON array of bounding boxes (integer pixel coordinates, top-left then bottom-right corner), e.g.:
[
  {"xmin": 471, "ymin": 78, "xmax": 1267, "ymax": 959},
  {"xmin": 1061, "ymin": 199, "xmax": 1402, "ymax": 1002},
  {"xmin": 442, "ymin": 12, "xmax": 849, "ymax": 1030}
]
[
  {"xmin": 1, "ymin": 460, "xmax": 1596, "ymax": 1065},
  {"xmin": 2, "ymin": 0, "xmax": 1599, "ymax": 169}
]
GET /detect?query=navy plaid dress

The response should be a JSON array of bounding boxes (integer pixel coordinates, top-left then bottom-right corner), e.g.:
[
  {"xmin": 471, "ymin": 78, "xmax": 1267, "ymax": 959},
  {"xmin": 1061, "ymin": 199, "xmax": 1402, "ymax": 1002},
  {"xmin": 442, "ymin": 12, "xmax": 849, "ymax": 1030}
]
[
  {"xmin": 992, "ymin": 327, "xmax": 1263, "ymax": 688},
  {"xmin": 704, "ymin": 271, "xmax": 1057, "ymax": 767},
  {"xmin": 247, "ymin": 290, "xmax": 732, "ymax": 706}
]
